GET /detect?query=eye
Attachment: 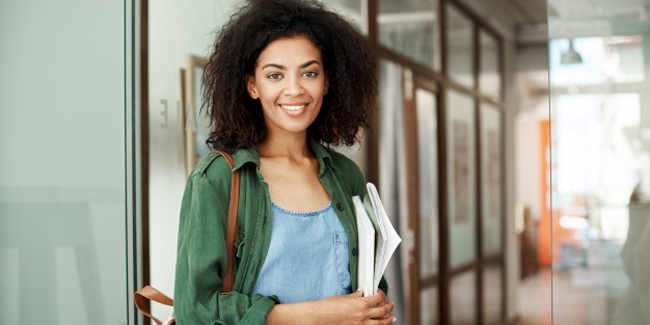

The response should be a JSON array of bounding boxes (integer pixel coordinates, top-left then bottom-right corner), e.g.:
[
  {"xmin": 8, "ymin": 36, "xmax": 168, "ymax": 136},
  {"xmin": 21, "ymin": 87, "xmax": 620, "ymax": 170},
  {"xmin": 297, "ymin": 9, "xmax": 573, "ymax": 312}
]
[
  {"xmin": 267, "ymin": 73, "xmax": 282, "ymax": 80},
  {"xmin": 302, "ymin": 71, "xmax": 318, "ymax": 78}
]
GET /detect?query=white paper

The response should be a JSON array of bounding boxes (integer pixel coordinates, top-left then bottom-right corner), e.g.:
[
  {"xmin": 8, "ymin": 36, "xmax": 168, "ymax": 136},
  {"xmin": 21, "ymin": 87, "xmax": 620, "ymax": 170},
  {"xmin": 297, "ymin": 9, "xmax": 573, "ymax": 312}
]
[
  {"xmin": 352, "ymin": 195, "xmax": 376, "ymax": 296},
  {"xmin": 365, "ymin": 183, "xmax": 402, "ymax": 290}
]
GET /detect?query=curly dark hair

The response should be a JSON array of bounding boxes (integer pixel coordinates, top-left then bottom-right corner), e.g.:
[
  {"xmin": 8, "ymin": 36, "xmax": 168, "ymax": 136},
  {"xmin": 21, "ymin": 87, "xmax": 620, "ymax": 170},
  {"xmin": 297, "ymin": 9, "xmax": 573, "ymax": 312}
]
[{"xmin": 202, "ymin": 0, "xmax": 377, "ymax": 152}]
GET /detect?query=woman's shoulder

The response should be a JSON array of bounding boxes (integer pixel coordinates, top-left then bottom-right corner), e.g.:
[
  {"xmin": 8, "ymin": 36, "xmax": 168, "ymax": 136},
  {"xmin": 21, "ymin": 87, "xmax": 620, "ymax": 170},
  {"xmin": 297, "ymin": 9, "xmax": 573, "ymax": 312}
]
[
  {"xmin": 324, "ymin": 147, "xmax": 362, "ymax": 175},
  {"xmin": 188, "ymin": 151, "xmax": 235, "ymax": 185},
  {"xmin": 322, "ymin": 147, "xmax": 365, "ymax": 195}
]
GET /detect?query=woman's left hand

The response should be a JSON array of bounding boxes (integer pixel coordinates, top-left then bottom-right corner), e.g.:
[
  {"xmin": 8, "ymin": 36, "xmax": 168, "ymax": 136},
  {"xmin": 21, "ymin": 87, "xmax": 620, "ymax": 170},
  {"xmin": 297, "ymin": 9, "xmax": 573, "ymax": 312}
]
[{"xmin": 371, "ymin": 289, "xmax": 392, "ymax": 320}]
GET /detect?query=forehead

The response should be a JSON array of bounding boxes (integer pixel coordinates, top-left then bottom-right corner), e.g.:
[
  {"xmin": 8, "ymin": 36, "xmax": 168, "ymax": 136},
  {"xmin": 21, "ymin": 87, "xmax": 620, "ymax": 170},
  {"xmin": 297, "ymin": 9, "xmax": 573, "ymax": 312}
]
[{"xmin": 256, "ymin": 35, "xmax": 322, "ymax": 67}]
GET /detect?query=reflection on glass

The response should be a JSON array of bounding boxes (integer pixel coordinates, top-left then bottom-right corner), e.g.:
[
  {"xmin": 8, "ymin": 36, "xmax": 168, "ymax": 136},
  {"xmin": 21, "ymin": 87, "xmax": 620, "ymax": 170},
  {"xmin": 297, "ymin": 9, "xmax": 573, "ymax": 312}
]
[
  {"xmin": 446, "ymin": 89, "xmax": 476, "ymax": 268},
  {"xmin": 378, "ymin": 0, "xmax": 440, "ymax": 70},
  {"xmin": 446, "ymin": 4, "xmax": 474, "ymax": 88},
  {"xmin": 549, "ymin": 7, "xmax": 650, "ymax": 323},
  {"xmin": 322, "ymin": 0, "xmax": 366, "ymax": 32},
  {"xmin": 555, "ymin": 94, "xmax": 640, "ymax": 214},
  {"xmin": 416, "ymin": 88, "xmax": 439, "ymax": 278},
  {"xmin": 483, "ymin": 261, "xmax": 503, "ymax": 324},
  {"xmin": 481, "ymin": 103, "xmax": 502, "ymax": 255},
  {"xmin": 549, "ymin": 36, "xmax": 645, "ymax": 86},
  {"xmin": 479, "ymin": 30, "xmax": 501, "ymax": 99},
  {"xmin": 451, "ymin": 271, "xmax": 476, "ymax": 324},
  {"xmin": 551, "ymin": 93, "xmax": 642, "ymax": 322},
  {"xmin": 420, "ymin": 285, "xmax": 439, "ymax": 325}
]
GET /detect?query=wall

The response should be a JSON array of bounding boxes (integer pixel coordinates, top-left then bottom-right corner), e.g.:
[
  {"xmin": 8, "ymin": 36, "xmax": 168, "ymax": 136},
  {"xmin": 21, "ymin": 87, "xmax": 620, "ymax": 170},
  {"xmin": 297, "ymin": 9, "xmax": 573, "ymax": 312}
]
[
  {"xmin": 0, "ymin": 0, "xmax": 128, "ymax": 324},
  {"xmin": 515, "ymin": 43, "xmax": 550, "ymax": 226},
  {"xmin": 147, "ymin": 0, "xmax": 243, "ymax": 318}
]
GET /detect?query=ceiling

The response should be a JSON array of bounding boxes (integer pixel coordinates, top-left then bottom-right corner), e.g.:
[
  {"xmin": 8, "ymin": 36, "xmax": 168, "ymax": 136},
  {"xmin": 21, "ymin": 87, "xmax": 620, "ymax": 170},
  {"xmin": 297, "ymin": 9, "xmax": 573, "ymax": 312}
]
[
  {"xmin": 507, "ymin": 0, "xmax": 548, "ymax": 25},
  {"xmin": 548, "ymin": 0, "xmax": 650, "ymax": 21},
  {"xmin": 505, "ymin": 0, "xmax": 650, "ymax": 26}
]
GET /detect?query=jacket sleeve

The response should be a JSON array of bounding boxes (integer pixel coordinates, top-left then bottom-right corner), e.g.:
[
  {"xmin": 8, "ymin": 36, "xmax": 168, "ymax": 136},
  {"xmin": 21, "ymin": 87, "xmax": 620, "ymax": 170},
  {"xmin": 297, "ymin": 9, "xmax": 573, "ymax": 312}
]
[{"xmin": 174, "ymin": 156, "xmax": 278, "ymax": 325}]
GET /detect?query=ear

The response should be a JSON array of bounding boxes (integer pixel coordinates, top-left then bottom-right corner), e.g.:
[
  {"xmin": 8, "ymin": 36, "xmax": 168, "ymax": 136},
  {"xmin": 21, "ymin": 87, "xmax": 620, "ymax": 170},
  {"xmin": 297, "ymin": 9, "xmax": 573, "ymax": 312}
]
[{"xmin": 246, "ymin": 74, "xmax": 259, "ymax": 99}]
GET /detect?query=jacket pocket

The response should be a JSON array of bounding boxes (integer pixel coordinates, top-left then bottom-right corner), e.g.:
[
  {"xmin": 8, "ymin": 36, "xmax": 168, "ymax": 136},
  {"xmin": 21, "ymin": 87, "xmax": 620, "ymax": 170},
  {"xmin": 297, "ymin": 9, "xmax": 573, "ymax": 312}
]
[{"xmin": 234, "ymin": 230, "xmax": 246, "ymax": 271}]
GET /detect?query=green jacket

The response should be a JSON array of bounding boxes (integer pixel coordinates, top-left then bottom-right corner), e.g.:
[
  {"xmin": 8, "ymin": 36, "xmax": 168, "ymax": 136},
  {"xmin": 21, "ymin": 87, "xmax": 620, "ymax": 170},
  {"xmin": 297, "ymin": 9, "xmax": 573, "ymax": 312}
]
[{"xmin": 174, "ymin": 138, "xmax": 388, "ymax": 324}]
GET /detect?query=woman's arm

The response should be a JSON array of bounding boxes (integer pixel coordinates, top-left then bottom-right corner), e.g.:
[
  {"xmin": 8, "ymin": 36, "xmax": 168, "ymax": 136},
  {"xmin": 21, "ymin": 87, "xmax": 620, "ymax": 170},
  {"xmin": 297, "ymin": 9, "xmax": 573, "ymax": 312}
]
[
  {"xmin": 175, "ymin": 155, "xmax": 278, "ymax": 324},
  {"xmin": 266, "ymin": 289, "xmax": 396, "ymax": 325}
]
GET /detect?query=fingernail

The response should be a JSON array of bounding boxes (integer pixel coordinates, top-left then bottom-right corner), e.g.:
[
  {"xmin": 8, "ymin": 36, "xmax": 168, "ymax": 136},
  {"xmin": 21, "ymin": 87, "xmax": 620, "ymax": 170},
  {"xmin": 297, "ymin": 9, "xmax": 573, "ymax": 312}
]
[
  {"xmin": 357, "ymin": 287, "xmax": 363, "ymax": 292},
  {"xmin": 392, "ymin": 317, "xmax": 397, "ymax": 323}
]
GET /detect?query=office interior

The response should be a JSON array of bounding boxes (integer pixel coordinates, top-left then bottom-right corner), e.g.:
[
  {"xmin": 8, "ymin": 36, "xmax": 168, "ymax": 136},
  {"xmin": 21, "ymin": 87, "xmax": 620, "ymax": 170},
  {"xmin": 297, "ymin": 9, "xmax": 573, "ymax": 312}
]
[{"xmin": 1, "ymin": 0, "xmax": 649, "ymax": 324}]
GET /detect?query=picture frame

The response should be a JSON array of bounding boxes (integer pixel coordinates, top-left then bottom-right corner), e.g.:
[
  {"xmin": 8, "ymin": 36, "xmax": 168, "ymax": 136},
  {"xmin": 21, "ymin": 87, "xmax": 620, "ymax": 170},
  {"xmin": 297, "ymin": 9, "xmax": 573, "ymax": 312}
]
[
  {"xmin": 480, "ymin": 103, "xmax": 503, "ymax": 255},
  {"xmin": 181, "ymin": 54, "xmax": 210, "ymax": 178},
  {"xmin": 446, "ymin": 89, "xmax": 477, "ymax": 268}
]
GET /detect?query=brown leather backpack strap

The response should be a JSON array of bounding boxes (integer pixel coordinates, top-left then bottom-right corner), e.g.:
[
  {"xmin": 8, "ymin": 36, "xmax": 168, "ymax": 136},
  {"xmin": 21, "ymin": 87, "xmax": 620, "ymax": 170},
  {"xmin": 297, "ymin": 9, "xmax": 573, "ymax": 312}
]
[
  {"xmin": 217, "ymin": 151, "xmax": 240, "ymax": 294},
  {"xmin": 134, "ymin": 285, "xmax": 174, "ymax": 325},
  {"xmin": 133, "ymin": 151, "xmax": 240, "ymax": 324}
]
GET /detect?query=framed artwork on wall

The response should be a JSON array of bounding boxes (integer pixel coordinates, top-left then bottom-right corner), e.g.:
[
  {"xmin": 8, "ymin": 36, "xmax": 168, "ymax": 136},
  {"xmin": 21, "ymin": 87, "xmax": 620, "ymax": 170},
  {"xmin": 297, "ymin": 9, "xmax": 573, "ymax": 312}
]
[
  {"xmin": 453, "ymin": 120, "xmax": 470, "ymax": 225},
  {"xmin": 480, "ymin": 103, "xmax": 503, "ymax": 255},
  {"xmin": 446, "ymin": 89, "xmax": 477, "ymax": 268},
  {"xmin": 181, "ymin": 54, "xmax": 210, "ymax": 177}
]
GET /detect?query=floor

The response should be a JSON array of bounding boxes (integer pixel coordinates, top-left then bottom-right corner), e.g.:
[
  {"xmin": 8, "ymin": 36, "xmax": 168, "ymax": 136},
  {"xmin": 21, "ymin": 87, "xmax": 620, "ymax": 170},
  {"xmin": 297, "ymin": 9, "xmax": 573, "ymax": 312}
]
[{"xmin": 513, "ymin": 267, "xmax": 613, "ymax": 325}]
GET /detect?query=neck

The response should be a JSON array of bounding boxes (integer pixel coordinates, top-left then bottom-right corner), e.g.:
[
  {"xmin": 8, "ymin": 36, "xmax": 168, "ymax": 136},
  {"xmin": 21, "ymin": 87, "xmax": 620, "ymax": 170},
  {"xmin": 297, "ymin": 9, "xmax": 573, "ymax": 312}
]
[{"xmin": 258, "ymin": 131, "xmax": 312, "ymax": 159}]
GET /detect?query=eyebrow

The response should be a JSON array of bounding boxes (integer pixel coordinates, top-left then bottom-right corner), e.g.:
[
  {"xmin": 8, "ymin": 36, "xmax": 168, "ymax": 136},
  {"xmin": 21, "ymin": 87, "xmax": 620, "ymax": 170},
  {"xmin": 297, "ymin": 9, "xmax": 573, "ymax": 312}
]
[{"xmin": 261, "ymin": 60, "xmax": 321, "ymax": 70}]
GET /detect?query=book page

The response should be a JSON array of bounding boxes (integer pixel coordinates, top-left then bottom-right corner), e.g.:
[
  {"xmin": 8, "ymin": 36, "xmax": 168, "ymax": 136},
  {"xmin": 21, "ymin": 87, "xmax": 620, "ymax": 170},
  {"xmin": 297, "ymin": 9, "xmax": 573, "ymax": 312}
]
[
  {"xmin": 366, "ymin": 183, "xmax": 402, "ymax": 289},
  {"xmin": 352, "ymin": 195, "xmax": 376, "ymax": 296}
]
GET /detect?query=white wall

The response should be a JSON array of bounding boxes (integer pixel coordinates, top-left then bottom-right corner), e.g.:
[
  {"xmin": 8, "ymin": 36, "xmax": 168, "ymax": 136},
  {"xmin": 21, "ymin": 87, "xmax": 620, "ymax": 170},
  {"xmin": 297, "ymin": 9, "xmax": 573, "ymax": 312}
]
[
  {"xmin": 147, "ymin": 0, "xmax": 243, "ymax": 318},
  {"xmin": 0, "ymin": 0, "xmax": 127, "ymax": 324}
]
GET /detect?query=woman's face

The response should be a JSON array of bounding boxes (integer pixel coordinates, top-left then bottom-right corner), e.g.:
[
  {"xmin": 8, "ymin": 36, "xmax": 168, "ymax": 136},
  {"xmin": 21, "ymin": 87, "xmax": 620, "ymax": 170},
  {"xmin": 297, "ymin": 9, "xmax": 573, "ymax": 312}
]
[{"xmin": 246, "ymin": 35, "xmax": 328, "ymax": 137}]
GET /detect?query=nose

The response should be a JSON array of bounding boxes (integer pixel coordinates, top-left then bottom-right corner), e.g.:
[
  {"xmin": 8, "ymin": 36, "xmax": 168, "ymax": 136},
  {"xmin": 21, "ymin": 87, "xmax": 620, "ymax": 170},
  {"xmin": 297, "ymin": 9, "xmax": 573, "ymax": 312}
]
[{"xmin": 283, "ymin": 76, "xmax": 304, "ymax": 96}]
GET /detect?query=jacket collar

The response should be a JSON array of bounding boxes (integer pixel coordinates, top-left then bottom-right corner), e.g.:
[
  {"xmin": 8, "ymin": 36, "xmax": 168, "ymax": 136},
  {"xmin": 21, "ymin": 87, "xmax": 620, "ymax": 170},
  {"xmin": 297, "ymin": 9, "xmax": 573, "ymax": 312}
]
[{"xmin": 230, "ymin": 137, "xmax": 336, "ymax": 176}]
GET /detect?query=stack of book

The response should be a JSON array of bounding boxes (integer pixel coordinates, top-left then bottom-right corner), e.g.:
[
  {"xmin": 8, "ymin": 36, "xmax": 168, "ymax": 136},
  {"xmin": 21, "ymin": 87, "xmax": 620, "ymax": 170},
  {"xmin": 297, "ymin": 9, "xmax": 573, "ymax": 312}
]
[{"xmin": 352, "ymin": 183, "xmax": 402, "ymax": 296}]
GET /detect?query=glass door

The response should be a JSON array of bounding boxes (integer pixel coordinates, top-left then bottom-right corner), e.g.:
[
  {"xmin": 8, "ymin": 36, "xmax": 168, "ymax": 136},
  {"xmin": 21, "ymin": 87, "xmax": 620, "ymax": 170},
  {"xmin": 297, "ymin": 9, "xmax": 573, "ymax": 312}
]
[
  {"xmin": 548, "ymin": 1, "xmax": 650, "ymax": 323},
  {"xmin": 0, "ymin": 1, "xmax": 135, "ymax": 324}
]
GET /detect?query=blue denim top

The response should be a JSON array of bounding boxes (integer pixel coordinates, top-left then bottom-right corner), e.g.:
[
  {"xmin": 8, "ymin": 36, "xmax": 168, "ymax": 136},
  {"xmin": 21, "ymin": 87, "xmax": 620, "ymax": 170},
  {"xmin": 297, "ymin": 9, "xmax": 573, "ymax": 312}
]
[{"xmin": 250, "ymin": 202, "xmax": 352, "ymax": 303}]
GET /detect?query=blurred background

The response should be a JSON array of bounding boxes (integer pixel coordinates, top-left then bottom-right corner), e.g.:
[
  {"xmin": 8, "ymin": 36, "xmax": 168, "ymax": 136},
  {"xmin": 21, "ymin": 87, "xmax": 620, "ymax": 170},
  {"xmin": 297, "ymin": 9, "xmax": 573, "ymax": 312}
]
[{"xmin": 1, "ymin": 0, "xmax": 649, "ymax": 324}]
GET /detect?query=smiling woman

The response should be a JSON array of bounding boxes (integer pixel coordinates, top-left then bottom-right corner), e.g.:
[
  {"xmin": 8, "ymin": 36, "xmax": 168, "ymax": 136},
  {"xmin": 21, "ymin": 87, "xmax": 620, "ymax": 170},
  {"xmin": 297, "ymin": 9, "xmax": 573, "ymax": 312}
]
[
  {"xmin": 173, "ymin": 0, "xmax": 396, "ymax": 324},
  {"xmin": 246, "ymin": 36, "xmax": 328, "ymax": 138},
  {"xmin": 201, "ymin": 0, "xmax": 377, "ymax": 152}
]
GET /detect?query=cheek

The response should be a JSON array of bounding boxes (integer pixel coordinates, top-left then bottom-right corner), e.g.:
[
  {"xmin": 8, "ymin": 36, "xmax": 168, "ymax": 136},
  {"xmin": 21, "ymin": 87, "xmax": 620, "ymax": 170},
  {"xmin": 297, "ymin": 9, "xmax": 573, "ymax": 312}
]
[
  {"xmin": 311, "ymin": 83, "xmax": 328, "ymax": 98},
  {"xmin": 257, "ymin": 85, "xmax": 280, "ymax": 102}
]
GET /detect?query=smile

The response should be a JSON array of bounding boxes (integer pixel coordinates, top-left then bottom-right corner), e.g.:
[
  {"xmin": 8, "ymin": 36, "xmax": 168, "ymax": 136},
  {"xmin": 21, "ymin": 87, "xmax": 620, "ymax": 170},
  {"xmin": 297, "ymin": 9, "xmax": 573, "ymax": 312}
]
[{"xmin": 280, "ymin": 104, "xmax": 307, "ymax": 111}]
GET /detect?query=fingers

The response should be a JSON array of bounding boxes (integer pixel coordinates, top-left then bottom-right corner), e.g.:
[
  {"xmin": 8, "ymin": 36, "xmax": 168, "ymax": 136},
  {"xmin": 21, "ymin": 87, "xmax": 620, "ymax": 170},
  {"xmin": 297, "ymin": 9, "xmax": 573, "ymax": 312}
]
[
  {"xmin": 369, "ymin": 317, "xmax": 397, "ymax": 325},
  {"xmin": 368, "ymin": 301, "xmax": 394, "ymax": 319},
  {"xmin": 363, "ymin": 290, "xmax": 386, "ymax": 306},
  {"xmin": 348, "ymin": 288, "xmax": 395, "ymax": 323},
  {"xmin": 376, "ymin": 288, "xmax": 387, "ymax": 306},
  {"xmin": 348, "ymin": 287, "xmax": 364, "ymax": 298}
]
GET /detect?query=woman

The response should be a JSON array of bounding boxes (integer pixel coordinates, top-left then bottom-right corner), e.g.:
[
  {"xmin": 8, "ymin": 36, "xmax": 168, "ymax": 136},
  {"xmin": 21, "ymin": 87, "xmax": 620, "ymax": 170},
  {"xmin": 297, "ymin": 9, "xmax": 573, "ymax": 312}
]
[{"xmin": 174, "ymin": 0, "xmax": 395, "ymax": 324}]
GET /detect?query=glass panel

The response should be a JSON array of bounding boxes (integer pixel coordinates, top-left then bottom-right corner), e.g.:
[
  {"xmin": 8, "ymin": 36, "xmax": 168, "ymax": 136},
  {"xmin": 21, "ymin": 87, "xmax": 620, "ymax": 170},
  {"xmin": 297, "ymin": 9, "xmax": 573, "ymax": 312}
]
[
  {"xmin": 420, "ymin": 285, "xmax": 439, "ymax": 325},
  {"xmin": 480, "ymin": 103, "xmax": 502, "ymax": 255},
  {"xmin": 479, "ymin": 30, "xmax": 501, "ymax": 99},
  {"xmin": 549, "ymin": 5, "xmax": 650, "ymax": 324},
  {"xmin": 446, "ymin": 4, "xmax": 474, "ymax": 88},
  {"xmin": 321, "ymin": 0, "xmax": 366, "ymax": 32},
  {"xmin": 550, "ymin": 92, "xmax": 641, "ymax": 322},
  {"xmin": 549, "ymin": 36, "xmax": 645, "ymax": 87},
  {"xmin": 378, "ymin": 0, "xmax": 440, "ymax": 70},
  {"xmin": 0, "ymin": 1, "xmax": 128, "ymax": 324},
  {"xmin": 446, "ymin": 89, "xmax": 477, "ymax": 268},
  {"xmin": 483, "ymin": 261, "xmax": 503, "ymax": 324},
  {"xmin": 451, "ymin": 271, "xmax": 477, "ymax": 324},
  {"xmin": 416, "ymin": 88, "xmax": 439, "ymax": 278}
]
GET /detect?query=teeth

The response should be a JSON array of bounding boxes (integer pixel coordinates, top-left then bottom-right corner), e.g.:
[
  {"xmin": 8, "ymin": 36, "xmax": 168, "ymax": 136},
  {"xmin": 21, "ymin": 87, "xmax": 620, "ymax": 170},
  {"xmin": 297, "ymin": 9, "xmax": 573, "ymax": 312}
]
[{"xmin": 281, "ymin": 104, "xmax": 306, "ymax": 111}]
